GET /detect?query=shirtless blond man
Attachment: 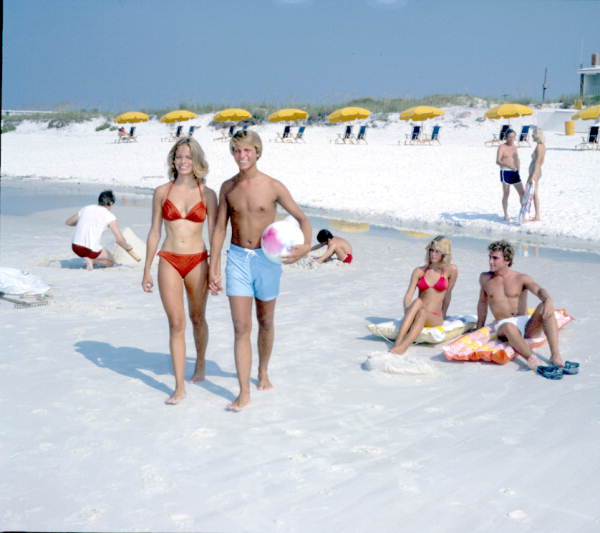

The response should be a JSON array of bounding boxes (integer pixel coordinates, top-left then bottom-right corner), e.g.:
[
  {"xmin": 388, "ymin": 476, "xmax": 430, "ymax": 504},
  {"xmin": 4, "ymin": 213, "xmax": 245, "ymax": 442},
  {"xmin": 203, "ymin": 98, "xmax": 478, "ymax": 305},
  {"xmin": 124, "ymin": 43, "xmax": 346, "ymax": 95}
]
[
  {"xmin": 496, "ymin": 130, "xmax": 525, "ymax": 221},
  {"xmin": 311, "ymin": 229, "xmax": 353, "ymax": 264},
  {"xmin": 209, "ymin": 130, "xmax": 312, "ymax": 410},
  {"xmin": 477, "ymin": 240, "xmax": 578, "ymax": 379}
]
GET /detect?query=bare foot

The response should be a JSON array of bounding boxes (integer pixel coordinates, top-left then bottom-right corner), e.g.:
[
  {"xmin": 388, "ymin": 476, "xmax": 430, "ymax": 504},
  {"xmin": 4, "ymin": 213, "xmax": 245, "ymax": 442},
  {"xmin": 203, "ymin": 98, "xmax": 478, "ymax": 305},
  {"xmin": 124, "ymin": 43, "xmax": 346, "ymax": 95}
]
[
  {"xmin": 189, "ymin": 361, "xmax": 205, "ymax": 383},
  {"xmin": 165, "ymin": 391, "xmax": 186, "ymax": 405},
  {"xmin": 226, "ymin": 392, "xmax": 250, "ymax": 411},
  {"xmin": 503, "ymin": 215, "xmax": 510, "ymax": 222},
  {"xmin": 257, "ymin": 374, "xmax": 273, "ymax": 391},
  {"xmin": 550, "ymin": 354, "xmax": 565, "ymax": 367},
  {"xmin": 389, "ymin": 346, "xmax": 407, "ymax": 355},
  {"xmin": 526, "ymin": 354, "xmax": 542, "ymax": 370}
]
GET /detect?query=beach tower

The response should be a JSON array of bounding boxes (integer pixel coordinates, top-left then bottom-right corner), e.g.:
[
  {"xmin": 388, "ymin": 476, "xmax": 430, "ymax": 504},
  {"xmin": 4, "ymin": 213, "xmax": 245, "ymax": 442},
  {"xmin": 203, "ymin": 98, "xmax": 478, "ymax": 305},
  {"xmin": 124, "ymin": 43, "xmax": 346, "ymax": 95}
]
[{"xmin": 578, "ymin": 53, "xmax": 600, "ymax": 101}]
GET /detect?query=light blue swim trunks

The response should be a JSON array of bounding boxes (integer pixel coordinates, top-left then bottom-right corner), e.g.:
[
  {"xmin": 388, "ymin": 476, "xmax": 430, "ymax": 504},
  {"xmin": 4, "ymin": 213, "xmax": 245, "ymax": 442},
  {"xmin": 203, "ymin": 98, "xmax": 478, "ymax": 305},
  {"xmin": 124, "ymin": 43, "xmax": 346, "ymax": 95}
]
[{"xmin": 226, "ymin": 243, "xmax": 282, "ymax": 301}]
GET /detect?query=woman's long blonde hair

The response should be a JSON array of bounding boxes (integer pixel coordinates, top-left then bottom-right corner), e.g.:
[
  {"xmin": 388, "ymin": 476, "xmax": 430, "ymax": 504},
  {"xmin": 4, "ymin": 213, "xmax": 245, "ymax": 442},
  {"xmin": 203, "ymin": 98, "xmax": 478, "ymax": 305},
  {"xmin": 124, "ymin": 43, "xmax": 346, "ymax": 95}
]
[
  {"xmin": 424, "ymin": 235, "xmax": 452, "ymax": 267},
  {"xmin": 167, "ymin": 136, "xmax": 209, "ymax": 183}
]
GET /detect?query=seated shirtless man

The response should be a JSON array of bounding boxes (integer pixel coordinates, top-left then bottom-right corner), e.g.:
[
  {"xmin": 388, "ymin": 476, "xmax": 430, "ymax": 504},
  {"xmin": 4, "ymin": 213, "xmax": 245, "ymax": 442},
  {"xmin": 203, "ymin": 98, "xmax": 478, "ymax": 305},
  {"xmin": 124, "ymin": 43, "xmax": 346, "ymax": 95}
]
[
  {"xmin": 477, "ymin": 240, "xmax": 577, "ymax": 378},
  {"xmin": 310, "ymin": 229, "xmax": 353, "ymax": 264}
]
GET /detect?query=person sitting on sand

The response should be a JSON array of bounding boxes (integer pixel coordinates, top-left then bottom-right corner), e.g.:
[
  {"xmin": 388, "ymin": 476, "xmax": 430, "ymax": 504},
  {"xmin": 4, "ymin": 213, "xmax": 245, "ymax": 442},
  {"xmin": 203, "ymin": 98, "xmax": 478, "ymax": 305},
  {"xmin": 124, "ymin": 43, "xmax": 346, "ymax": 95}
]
[
  {"xmin": 310, "ymin": 229, "xmax": 353, "ymax": 264},
  {"xmin": 477, "ymin": 239, "xmax": 578, "ymax": 379},
  {"xmin": 496, "ymin": 129, "xmax": 525, "ymax": 221},
  {"xmin": 524, "ymin": 128, "xmax": 546, "ymax": 222},
  {"xmin": 208, "ymin": 130, "xmax": 311, "ymax": 411},
  {"xmin": 389, "ymin": 236, "xmax": 458, "ymax": 355},
  {"xmin": 118, "ymin": 127, "xmax": 127, "ymax": 138},
  {"xmin": 141, "ymin": 137, "xmax": 218, "ymax": 405},
  {"xmin": 65, "ymin": 190, "xmax": 140, "ymax": 271}
]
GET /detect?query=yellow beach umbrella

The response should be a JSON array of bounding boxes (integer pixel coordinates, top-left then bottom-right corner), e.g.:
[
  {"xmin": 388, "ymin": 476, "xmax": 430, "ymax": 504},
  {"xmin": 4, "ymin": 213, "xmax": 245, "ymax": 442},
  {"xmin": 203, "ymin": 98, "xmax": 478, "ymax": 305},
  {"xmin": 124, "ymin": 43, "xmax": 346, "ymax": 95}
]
[
  {"xmin": 572, "ymin": 105, "xmax": 600, "ymax": 121},
  {"xmin": 114, "ymin": 111, "xmax": 149, "ymax": 124},
  {"xmin": 160, "ymin": 109, "xmax": 197, "ymax": 123},
  {"xmin": 268, "ymin": 108, "xmax": 309, "ymax": 122},
  {"xmin": 328, "ymin": 106, "xmax": 371, "ymax": 122},
  {"xmin": 213, "ymin": 108, "xmax": 252, "ymax": 122},
  {"xmin": 485, "ymin": 104, "xmax": 533, "ymax": 120},
  {"xmin": 400, "ymin": 106, "xmax": 445, "ymax": 122}
]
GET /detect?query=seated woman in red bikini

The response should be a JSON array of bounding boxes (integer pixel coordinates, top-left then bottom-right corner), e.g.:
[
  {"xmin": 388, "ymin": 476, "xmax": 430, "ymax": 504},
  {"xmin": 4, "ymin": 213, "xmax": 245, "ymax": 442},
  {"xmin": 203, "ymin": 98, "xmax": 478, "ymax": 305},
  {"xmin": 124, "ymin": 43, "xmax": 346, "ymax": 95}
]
[
  {"xmin": 389, "ymin": 235, "xmax": 458, "ymax": 355},
  {"xmin": 142, "ymin": 137, "xmax": 217, "ymax": 404}
]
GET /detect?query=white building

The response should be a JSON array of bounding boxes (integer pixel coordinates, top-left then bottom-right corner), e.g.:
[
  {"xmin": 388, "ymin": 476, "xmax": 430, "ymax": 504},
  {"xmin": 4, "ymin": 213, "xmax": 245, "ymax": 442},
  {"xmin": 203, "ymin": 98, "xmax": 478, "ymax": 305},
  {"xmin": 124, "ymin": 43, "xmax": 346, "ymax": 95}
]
[{"xmin": 578, "ymin": 54, "xmax": 600, "ymax": 98}]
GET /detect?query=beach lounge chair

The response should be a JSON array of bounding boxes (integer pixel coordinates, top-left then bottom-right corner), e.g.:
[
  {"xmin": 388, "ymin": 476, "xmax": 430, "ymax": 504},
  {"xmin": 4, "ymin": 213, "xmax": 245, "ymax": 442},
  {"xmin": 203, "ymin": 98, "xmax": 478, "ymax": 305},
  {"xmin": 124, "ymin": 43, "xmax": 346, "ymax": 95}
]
[
  {"xmin": 118, "ymin": 126, "xmax": 137, "ymax": 143},
  {"xmin": 213, "ymin": 124, "xmax": 236, "ymax": 142},
  {"xmin": 293, "ymin": 125, "xmax": 306, "ymax": 143},
  {"xmin": 351, "ymin": 125, "xmax": 368, "ymax": 144},
  {"xmin": 485, "ymin": 124, "xmax": 510, "ymax": 146},
  {"xmin": 420, "ymin": 125, "xmax": 442, "ymax": 145},
  {"xmin": 403, "ymin": 125, "xmax": 422, "ymax": 145},
  {"xmin": 576, "ymin": 125, "xmax": 599, "ymax": 150},
  {"xmin": 161, "ymin": 124, "xmax": 183, "ymax": 142},
  {"xmin": 273, "ymin": 125, "xmax": 292, "ymax": 143},
  {"xmin": 517, "ymin": 125, "xmax": 531, "ymax": 146},
  {"xmin": 334, "ymin": 125, "xmax": 353, "ymax": 144},
  {"xmin": 188, "ymin": 125, "xmax": 196, "ymax": 137}
]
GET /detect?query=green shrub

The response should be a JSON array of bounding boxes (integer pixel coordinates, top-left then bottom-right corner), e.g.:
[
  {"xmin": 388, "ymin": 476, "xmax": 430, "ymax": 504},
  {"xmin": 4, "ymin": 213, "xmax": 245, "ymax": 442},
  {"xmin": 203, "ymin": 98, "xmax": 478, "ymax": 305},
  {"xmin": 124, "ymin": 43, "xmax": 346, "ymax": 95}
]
[
  {"xmin": 95, "ymin": 122, "xmax": 112, "ymax": 131},
  {"xmin": 1, "ymin": 123, "xmax": 17, "ymax": 134}
]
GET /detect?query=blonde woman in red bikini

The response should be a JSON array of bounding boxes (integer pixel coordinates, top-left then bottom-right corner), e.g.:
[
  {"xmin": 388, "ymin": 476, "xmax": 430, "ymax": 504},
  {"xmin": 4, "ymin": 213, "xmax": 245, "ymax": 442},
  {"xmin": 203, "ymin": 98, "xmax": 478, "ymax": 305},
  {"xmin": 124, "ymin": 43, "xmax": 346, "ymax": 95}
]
[
  {"xmin": 142, "ymin": 137, "xmax": 217, "ymax": 404},
  {"xmin": 389, "ymin": 236, "xmax": 458, "ymax": 355}
]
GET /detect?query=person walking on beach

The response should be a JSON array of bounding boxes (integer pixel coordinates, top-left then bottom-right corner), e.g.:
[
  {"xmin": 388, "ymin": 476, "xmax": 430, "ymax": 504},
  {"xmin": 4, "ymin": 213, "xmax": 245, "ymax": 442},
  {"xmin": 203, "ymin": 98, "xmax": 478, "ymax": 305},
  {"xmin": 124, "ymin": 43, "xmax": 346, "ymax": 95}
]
[
  {"xmin": 311, "ymin": 229, "xmax": 353, "ymax": 264},
  {"xmin": 389, "ymin": 236, "xmax": 458, "ymax": 355},
  {"xmin": 496, "ymin": 129, "xmax": 525, "ymax": 221},
  {"xmin": 477, "ymin": 240, "xmax": 578, "ymax": 378},
  {"xmin": 65, "ymin": 190, "xmax": 140, "ymax": 271},
  {"xmin": 141, "ymin": 137, "xmax": 217, "ymax": 404},
  {"xmin": 208, "ymin": 130, "xmax": 312, "ymax": 411},
  {"xmin": 524, "ymin": 128, "xmax": 546, "ymax": 222}
]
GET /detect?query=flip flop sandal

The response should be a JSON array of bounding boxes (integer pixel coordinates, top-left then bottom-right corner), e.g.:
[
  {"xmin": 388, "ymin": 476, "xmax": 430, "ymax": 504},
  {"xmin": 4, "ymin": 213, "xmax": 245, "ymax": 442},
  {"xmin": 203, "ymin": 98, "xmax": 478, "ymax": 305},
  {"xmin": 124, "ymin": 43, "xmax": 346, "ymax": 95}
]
[
  {"xmin": 536, "ymin": 365, "xmax": 564, "ymax": 380},
  {"xmin": 562, "ymin": 361, "xmax": 580, "ymax": 375}
]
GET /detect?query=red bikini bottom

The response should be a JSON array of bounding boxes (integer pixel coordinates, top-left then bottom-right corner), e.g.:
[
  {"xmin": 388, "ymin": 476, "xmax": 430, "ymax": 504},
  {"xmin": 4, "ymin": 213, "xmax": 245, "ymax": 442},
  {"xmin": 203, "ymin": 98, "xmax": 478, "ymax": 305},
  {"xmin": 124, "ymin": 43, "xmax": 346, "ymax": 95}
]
[
  {"xmin": 72, "ymin": 244, "xmax": 101, "ymax": 259},
  {"xmin": 158, "ymin": 250, "xmax": 208, "ymax": 278}
]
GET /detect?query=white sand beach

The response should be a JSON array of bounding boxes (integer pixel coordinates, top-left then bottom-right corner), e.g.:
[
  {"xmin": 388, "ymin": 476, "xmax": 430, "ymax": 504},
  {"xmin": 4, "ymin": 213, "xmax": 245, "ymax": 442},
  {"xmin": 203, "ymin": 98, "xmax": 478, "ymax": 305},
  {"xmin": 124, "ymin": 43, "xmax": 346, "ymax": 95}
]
[
  {"xmin": 2, "ymin": 107, "xmax": 599, "ymax": 249},
  {"xmin": 1, "ymin": 111, "xmax": 600, "ymax": 532}
]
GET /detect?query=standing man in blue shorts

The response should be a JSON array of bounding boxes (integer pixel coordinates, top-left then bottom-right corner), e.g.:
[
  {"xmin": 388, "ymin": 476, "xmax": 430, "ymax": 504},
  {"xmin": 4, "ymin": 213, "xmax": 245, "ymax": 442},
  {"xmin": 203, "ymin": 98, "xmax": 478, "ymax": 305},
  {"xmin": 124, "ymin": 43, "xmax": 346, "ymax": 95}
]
[
  {"xmin": 496, "ymin": 129, "xmax": 525, "ymax": 221},
  {"xmin": 209, "ymin": 130, "xmax": 312, "ymax": 411}
]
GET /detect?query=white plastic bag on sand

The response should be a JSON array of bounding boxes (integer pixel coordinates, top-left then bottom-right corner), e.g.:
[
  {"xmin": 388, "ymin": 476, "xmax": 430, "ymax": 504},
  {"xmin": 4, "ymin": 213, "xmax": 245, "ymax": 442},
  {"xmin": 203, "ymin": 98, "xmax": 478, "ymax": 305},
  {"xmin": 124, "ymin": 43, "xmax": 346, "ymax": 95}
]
[
  {"xmin": 362, "ymin": 351, "xmax": 439, "ymax": 376},
  {"xmin": 112, "ymin": 227, "xmax": 146, "ymax": 266},
  {"xmin": 0, "ymin": 267, "xmax": 50, "ymax": 296}
]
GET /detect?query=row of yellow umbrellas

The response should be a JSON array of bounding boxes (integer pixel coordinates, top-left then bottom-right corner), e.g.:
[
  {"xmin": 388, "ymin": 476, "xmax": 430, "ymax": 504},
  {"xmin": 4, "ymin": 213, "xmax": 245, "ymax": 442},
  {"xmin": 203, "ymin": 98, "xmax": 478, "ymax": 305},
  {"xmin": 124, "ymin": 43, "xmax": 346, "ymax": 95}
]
[{"xmin": 115, "ymin": 103, "xmax": 600, "ymax": 126}]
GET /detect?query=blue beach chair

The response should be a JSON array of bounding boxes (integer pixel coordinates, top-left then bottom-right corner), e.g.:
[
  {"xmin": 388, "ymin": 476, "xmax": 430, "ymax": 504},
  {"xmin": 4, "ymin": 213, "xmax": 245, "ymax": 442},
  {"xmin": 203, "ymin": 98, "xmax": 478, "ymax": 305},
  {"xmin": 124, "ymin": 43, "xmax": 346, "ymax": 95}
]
[
  {"xmin": 576, "ymin": 125, "xmax": 599, "ymax": 150},
  {"xmin": 517, "ymin": 125, "xmax": 531, "ymax": 146},
  {"xmin": 404, "ymin": 125, "xmax": 422, "ymax": 144},
  {"xmin": 421, "ymin": 125, "xmax": 442, "ymax": 145},
  {"xmin": 485, "ymin": 124, "xmax": 510, "ymax": 146},
  {"xmin": 352, "ymin": 125, "xmax": 368, "ymax": 144},
  {"xmin": 334, "ymin": 125, "xmax": 353, "ymax": 144},
  {"xmin": 293, "ymin": 125, "xmax": 306, "ymax": 143}
]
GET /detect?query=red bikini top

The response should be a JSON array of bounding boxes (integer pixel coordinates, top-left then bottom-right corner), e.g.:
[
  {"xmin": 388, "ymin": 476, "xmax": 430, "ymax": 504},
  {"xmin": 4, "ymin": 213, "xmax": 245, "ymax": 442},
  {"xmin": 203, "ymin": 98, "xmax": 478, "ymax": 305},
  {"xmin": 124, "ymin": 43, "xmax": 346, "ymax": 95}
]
[
  {"xmin": 417, "ymin": 267, "xmax": 448, "ymax": 292},
  {"xmin": 162, "ymin": 182, "xmax": 206, "ymax": 223}
]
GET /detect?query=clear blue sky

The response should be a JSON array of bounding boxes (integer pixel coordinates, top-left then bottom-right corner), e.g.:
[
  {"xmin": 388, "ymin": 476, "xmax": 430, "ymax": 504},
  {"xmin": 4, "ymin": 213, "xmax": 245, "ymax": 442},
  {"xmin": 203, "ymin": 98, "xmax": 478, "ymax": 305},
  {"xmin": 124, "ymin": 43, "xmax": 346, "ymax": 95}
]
[{"xmin": 3, "ymin": 0, "xmax": 599, "ymax": 111}]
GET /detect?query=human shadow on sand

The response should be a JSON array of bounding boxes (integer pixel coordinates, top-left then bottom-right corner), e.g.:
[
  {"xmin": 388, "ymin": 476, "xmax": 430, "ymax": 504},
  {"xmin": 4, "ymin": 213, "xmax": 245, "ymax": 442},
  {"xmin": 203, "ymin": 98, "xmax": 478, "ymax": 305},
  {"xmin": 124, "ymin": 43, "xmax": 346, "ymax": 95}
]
[{"xmin": 75, "ymin": 340, "xmax": 237, "ymax": 401}]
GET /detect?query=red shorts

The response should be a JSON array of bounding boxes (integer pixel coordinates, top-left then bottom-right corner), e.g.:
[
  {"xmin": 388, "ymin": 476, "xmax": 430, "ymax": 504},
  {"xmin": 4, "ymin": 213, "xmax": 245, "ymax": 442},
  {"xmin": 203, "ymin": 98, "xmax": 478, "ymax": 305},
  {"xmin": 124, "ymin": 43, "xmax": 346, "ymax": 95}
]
[
  {"xmin": 72, "ymin": 244, "xmax": 101, "ymax": 259},
  {"xmin": 342, "ymin": 253, "xmax": 353, "ymax": 264}
]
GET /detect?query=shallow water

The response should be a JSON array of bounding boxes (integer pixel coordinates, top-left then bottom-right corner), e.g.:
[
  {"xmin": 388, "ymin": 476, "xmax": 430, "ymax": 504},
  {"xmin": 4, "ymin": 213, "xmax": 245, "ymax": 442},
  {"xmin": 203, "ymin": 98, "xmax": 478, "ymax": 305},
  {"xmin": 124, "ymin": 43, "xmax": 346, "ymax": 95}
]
[{"xmin": 2, "ymin": 176, "xmax": 599, "ymax": 265}]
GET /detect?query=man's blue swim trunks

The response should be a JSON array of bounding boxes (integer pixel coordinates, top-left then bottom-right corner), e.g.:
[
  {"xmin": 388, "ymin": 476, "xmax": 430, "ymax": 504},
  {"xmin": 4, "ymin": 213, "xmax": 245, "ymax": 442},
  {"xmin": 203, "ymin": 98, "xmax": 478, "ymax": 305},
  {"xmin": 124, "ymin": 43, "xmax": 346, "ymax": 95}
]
[
  {"xmin": 226, "ymin": 243, "xmax": 282, "ymax": 301},
  {"xmin": 500, "ymin": 169, "xmax": 521, "ymax": 185}
]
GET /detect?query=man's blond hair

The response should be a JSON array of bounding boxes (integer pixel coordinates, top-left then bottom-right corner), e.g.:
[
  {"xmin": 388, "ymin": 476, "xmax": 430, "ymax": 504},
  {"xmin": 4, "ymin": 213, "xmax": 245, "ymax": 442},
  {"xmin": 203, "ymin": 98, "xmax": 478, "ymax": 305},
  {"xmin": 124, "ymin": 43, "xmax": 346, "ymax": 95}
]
[{"xmin": 229, "ymin": 129, "xmax": 262, "ymax": 159}]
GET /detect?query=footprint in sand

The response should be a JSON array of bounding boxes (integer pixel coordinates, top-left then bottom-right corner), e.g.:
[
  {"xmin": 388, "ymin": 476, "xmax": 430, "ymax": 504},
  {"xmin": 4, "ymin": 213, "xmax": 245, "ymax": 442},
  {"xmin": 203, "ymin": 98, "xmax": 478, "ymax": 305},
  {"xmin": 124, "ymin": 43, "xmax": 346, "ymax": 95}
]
[
  {"xmin": 500, "ymin": 487, "xmax": 516, "ymax": 496},
  {"xmin": 508, "ymin": 509, "xmax": 528, "ymax": 520}
]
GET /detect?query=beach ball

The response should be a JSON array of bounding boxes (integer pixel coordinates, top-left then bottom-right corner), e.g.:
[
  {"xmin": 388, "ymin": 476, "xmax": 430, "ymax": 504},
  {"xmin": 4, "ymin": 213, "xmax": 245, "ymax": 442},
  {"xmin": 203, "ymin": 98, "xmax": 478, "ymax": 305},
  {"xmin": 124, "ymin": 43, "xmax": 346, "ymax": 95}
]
[{"xmin": 261, "ymin": 217, "xmax": 304, "ymax": 264}]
